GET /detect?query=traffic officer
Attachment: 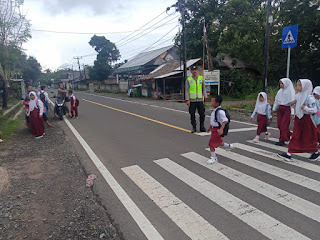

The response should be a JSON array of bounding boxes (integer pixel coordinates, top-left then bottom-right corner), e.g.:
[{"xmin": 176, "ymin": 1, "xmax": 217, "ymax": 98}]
[{"xmin": 185, "ymin": 65, "xmax": 207, "ymax": 133}]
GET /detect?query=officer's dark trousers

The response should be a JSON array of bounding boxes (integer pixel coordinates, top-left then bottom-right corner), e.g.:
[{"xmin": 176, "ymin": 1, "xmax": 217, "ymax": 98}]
[{"xmin": 189, "ymin": 101, "xmax": 205, "ymax": 127}]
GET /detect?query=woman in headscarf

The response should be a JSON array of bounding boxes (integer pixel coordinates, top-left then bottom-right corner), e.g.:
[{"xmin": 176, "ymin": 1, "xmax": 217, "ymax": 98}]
[
  {"xmin": 249, "ymin": 92, "xmax": 272, "ymax": 142},
  {"xmin": 312, "ymin": 86, "xmax": 320, "ymax": 144},
  {"xmin": 272, "ymin": 78, "xmax": 295, "ymax": 146},
  {"xmin": 27, "ymin": 91, "xmax": 45, "ymax": 139},
  {"xmin": 278, "ymin": 79, "xmax": 319, "ymax": 161}
]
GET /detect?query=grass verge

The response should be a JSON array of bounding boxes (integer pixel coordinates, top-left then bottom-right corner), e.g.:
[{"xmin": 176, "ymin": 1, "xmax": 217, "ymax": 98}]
[{"xmin": 0, "ymin": 114, "xmax": 22, "ymax": 139}]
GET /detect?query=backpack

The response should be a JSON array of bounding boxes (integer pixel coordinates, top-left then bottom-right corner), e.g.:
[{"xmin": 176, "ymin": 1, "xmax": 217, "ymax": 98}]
[
  {"xmin": 215, "ymin": 108, "xmax": 230, "ymax": 137},
  {"xmin": 76, "ymin": 99, "xmax": 79, "ymax": 107},
  {"xmin": 39, "ymin": 92, "xmax": 46, "ymax": 103},
  {"xmin": 265, "ymin": 103, "xmax": 271, "ymax": 125},
  {"xmin": 305, "ymin": 95, "xmax": 320, "ymax": 126}
]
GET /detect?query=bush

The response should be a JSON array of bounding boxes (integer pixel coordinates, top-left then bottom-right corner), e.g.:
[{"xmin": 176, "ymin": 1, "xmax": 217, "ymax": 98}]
[{"xmin": 220, "ymin": 69, "xmax": 255, "ymax": 98}]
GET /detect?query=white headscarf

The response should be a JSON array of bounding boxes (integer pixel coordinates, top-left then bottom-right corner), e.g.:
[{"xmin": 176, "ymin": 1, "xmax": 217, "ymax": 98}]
[
  {"xmin": 313, "ymin": 86, "xmax": 320, "ymax": 97},
  {"xmin": 274, "ymin": 78, "xmax": 295, "ymax": 105},
  {"xmin": 254, "ymin": 92, "xmax": 268, "ymax": 113},
  {"xmin": 28, "ymin": 91, "xmax": 39, "ymax": 112},
  {"xmin": 295, "ymin": 79, "xmax": 313, "ymax": 119}
]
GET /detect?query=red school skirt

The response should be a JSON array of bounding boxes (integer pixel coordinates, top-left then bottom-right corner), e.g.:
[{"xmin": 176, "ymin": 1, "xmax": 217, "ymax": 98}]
[
  {"xmin": 30, "ymin": 108, "xmax": 44, "ymax": 136},
  {"xmin": 317, "ymin": 125, "xmax": 320, "ymax": 143},
  {"xmin": 257, "ymin": 114, "xmax": 267, "ymax": 135},
  {"xmin": 209, "ymin": 127, "xmax": 223, "ymax": 149},
  {"xmin": 288, "ymin": 115, "xmax": 317, "ymax": 153},
  {"xmin": 277, "ymin": 105, "xmax": 292, "ymax": 142}
]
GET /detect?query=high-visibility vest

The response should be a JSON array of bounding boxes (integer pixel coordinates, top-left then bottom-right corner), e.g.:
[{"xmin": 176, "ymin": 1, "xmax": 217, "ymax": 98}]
[{"xmin": 188, "ymin": 75, "xmax": 203, "ymax": 99}]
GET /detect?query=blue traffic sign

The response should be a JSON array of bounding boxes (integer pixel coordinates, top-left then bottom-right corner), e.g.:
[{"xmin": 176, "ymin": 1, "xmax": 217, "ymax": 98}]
[{"xmin": 282, "ymin": 24, "xmax": 298, "ymax": 48}]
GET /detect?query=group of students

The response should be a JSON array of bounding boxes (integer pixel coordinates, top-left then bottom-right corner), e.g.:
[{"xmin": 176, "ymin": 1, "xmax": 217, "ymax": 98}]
[
  {"xmin": 22, "ymin": 84, "xmax": 78, "ymax": 139},
  {"xmin": 207, "ymin": 78, "xmax": 320, "ymax": 164}
]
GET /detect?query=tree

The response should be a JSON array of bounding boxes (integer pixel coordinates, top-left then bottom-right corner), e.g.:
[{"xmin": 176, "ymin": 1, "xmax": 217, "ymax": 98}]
[
  {"xmin": 88, "ymin": 35, "xmax": 120, "ymax": 81},
  {"xmin": 0, "ymin": 0, "xmax": 31, "ymax": 108}
]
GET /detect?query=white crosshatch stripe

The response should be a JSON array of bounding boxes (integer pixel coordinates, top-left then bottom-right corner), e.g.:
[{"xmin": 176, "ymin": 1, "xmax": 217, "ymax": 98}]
[
  {"xmin": 154, "ymin": 158, "xmax": 310, "ymax": 240},
  {"xmin": 247, "ymin": 139, "xmax": 310, "ymax": 158},
  {"xmin": 182, "ymin": 152, "xmax": 320, "ymax": 223},
  {"xmin": 122, "ymin": 165, "xmax": 229, "ymax": 240},
  {"xmin": 205, "ymin": 146, "xmax": 320, "ymax": 194},
  {"xmin": 237, "ymin": 142, "xmax": 320, "ymax": 174}
]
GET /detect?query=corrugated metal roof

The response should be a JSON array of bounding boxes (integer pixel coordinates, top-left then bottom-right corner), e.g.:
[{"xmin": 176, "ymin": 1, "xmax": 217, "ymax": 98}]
[
  {"xmin": 174, "ymin": 58, "xmax": 201, "ymax": 71},
  {"xmin": 155, "ymin": 71, "xmax": 182, "ymax": 79},
  {"xmin": 117, "ymin": 45, "xmax": 174, "ymax": 71}
]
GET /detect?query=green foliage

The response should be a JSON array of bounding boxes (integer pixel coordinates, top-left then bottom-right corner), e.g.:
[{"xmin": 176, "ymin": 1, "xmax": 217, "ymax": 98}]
[
  {"xmin": 221, "ymin": 69, "xmax": 256, "ymax": 98},
  {"xmin": 38, "ymin": 69, "xmax": 68, "ymax": 86},
  {"xmin": 182, "ymin": 0, "xmax": 320, "ymax": 87},
  {"xmin": 88, "ymin": 35, "xmax": 120, "ymax": 81}
]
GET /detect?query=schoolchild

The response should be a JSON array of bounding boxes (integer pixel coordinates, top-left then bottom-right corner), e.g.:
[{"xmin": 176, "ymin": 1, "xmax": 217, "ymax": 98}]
[
  {"xmin": 272, "ymin": 78, "xmax": 295, "ymax": 146},
  {"xmin": 249, "ymin": 92, "xmax": 272, "ymax": 142},
  {"xmin": 68, "ymin": 90, "xmax": 78, "ymax": 118},
  {"xmin": 312, "ymin": 86, "xmax": 320, "ymax": 144},
  {"xmin": 207, "ymin": 95, "xmax": 234, "ymax": 164},
  {"xmin": 278, "ymin": 79, "xmax": 319, "ymax": 161},
  {"xmin": 27, "ymin": 91, "xmax": 45, "ymax": 139}
]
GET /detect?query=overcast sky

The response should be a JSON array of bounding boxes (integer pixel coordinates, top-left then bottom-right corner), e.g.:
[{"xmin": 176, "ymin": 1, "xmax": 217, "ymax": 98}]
[{"xmin": 22, "ymin": 0, "xmax": 179, "ymax": 70}]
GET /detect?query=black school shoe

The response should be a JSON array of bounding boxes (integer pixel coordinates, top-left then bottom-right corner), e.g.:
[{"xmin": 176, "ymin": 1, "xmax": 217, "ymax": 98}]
[
  {"xmin": 276, "ymin": 141, "xmax": 285, "ymax": 146},
  {"xmin": 277, "ymin": 153, "xmax": 291, "ymax": 161},
  {"xmin": 309, "ymin": 152, "xmax": 320, "ymax": 161}
]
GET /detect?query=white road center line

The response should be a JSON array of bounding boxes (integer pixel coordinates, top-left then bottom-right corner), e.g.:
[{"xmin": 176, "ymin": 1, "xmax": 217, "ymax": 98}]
[
  {"xmin": 206, "ymin": 146, "xmax": 320, "ymax": 193},
  {"xmin": 182, "ymin": 152, "xmax": 320, "ymax": 223},
  {"xmin": 122, "ymin": 165, "xmax": 229, "ymax": 240},
  {"xmin": 154, "ymin": 158, "xmax": 310, "ymax": 240}
]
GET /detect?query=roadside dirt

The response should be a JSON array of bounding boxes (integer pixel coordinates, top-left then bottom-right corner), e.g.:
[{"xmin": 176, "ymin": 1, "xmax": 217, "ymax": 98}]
[{"xmin": 0, "ymin": 120, "xmax": 124, "ymax": 240}]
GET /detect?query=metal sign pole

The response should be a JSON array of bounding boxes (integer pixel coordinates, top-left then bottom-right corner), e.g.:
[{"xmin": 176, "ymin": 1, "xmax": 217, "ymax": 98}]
[{"xmin": 286, "ymin": 47, "xmax": 291, "ymax": 78}]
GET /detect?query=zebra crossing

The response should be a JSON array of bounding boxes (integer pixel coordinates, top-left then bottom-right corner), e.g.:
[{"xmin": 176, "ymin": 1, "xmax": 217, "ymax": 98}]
[{"xmin": 121, "ymin": 140, "xmax": 320, "ymax": 240}]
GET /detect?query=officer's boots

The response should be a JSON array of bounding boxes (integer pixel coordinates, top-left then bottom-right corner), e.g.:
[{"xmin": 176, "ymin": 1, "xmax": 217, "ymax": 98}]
[
  {"xmin": 191, "ymin": 125, "xmax": 197, "ymax": 133},
  {"xmin": 200, "ymin": 123, "xmax": 206, "ymax": 132}
]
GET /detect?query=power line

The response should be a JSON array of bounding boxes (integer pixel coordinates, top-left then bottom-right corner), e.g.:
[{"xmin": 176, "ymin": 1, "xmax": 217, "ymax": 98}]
[
  {"xmin": 117, "ymin": 15, "xmax": 178, "ymax": 47},
  {"xmin": 125, "ymin": 25, "xmax": 179, "ymax": 62},
  {"xmin": 115, "ymin": 10, "xmax": 168, "ymax": 44}
]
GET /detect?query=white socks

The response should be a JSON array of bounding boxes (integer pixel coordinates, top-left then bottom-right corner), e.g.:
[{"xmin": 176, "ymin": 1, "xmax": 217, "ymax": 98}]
[
  {"xmin": 211, "ymin": 151, "xmax": 216, "ymax": 158},
  {"xmin": 224, "ymin": 143, "xmax": 230, "ymax": 148},
  {"xmin": 255, "ymin": 135, "xmax": 260, "ymax": 140}
]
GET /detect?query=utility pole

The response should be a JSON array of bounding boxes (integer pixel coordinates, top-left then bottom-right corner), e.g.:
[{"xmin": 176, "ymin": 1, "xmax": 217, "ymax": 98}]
[
  {"xmin": 262, "ymin": 0, "xmax": 272, "ymax": 92},
  {"xmin": 167, "ymin": 0, "xmax": 187, "ymax": 98},
  {"xmin": 83, "ymin": 64, "xmax": 86, "ymax": 80},
  {"xmin": 74, "ymin": 56, "xmax": 82, "ymax": 81}
]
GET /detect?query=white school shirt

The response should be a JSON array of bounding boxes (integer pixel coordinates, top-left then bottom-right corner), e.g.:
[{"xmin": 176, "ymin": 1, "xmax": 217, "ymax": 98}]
[
  {"xmin": 210, "ymin": 107, "xmax": 228, "ymax": 127},
  {"xmin": 251, "ymin": 104, "xmax": 272, "ymax": 119},
  {"xmin": 272, "ymin": 100, "xmax": 295, "ymax": 115},
  {"xmin": 293, "ymin": 95, "xmax": 317, "ymax": 115}
]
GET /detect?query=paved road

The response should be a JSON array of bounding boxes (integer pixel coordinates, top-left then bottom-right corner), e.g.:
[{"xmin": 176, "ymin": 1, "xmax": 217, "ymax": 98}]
[{"xmin": 58, "ymin": 92, "xmax": 320, "ymax": 240}]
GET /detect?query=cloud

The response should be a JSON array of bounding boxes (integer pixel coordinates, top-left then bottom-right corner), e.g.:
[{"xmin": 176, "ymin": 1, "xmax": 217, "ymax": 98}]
[{"xmin": 39, "ymin": 0, "xmax": 132, "ymax": 16}]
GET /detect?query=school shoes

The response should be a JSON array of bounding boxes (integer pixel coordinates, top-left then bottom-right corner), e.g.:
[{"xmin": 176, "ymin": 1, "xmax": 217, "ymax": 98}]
[
  {"xmin": 277, "ymin": 153, "xmax": 291, "ymax": 161},
  {"xmin": 225, "ymin": 144, "xmax": 235, "ymax": 151},
  {"xmin": 309, "ymin": 153, "xmax": 320, "ymax": 161},
  {"xmin": 200, "ymin": 124, "xmax": 206, "ymax": 132},
  {"xmin": 0, "ymin": 139, "xmax": 3, "ymax": 143},
  {"xmin": 191, "ymin": 126, "xmax": 197, "ymax": 133},
  {"xmin": 207, "ymin": 157, "xmax": 218, "ymax": 164},
  {"xmin": 34, "ymin": 135, "xmax": 43, "ymax": 139},
  {"xmin": 276, "ymin": 141, "xmax": 285, "ymax": 146}
]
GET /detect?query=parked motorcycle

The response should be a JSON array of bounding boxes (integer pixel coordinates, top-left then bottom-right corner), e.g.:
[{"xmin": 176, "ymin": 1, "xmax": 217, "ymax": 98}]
[{"xmin": 55, "ymin": 98, "xmax": 66, "ymax": 120}]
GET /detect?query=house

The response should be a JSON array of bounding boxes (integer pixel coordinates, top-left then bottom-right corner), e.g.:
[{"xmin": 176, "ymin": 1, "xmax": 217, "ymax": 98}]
[{"xmin": 115, "ymin": 45, "xmax": 179, "ymax": 89}]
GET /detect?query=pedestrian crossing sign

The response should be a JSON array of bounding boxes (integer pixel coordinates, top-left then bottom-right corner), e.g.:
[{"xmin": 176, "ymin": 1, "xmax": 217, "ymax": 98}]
[{"xmin": 282, "ymin": 24, "xmax": 298, "ymax": 48}]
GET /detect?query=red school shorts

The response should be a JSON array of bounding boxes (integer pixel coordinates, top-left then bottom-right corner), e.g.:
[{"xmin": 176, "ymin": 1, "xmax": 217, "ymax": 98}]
[{"xmin": 209, "ymin": 127, "xmax": 223, "ymax": 149}]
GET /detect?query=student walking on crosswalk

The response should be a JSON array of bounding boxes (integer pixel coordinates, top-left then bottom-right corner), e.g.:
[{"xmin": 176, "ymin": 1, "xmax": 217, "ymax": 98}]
[
  {"xmin": 278, "ymin": 79, "xmax": 320, "ymax": 161},
  {"xmin": 272, "ymin": 78, "xmax": 295, "ymax": 146},
  {"xmin": 249, "ymin": 92, "xmax": 272, "ymax": 142},
  {"xmin": 206, "ymin": 95, "xmax": 234, "ymax": 164},
  {"xmin": 312, "ymin": 86, "xmax": 320, "ymax": 144}
]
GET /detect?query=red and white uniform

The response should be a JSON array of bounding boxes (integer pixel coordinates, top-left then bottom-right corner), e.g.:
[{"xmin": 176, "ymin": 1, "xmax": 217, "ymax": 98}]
[
  {"xmin": 28, "ymin": 91, "xmax": 44, "ymax": 136},
  {"xmin": 208, "ymin": 107, "xmax": 228, "ymax": 149},
  {"xmin": 289, "ymin": 80, "xmax": 317, "ymax": 153},
  {"xmin": 273, "ymin": 78, "xmax": 295, "ymax": 142},
  {"xmin": 251, "ymin": 92, "xmax": 272, "ymax": 135},
  {"xmin": 69, "ymin": 94, "xmax": 78, "ymax": 117}
]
